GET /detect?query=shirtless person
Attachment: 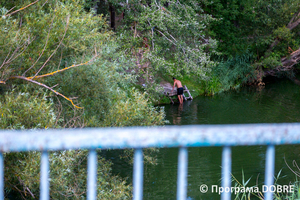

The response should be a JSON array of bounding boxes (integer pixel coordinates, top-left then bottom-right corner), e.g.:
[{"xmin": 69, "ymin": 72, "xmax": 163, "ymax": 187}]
[{"xmin": 171, "ymin": 77, "xmax": 184, "ymax": 104}]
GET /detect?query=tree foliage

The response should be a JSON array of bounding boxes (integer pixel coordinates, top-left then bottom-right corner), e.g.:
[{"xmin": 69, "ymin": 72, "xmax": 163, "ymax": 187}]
[
  {"xmin": 0, "ymin": 88, "xmax": 57, "ymax": 129},
  {"xmin": 0, "ymin": 0, "xmax": 166, "ymax": 198},
  {"xmin": 103, "ymin": 0, "xmax": 218, "ymax": 87},
  {"xmin": 204, "ymin": 0, "xmax": 300, "ymax": 57},
  {"xmin": 201, "ymin": 0, "xmax": 300, "ymax": 90}
]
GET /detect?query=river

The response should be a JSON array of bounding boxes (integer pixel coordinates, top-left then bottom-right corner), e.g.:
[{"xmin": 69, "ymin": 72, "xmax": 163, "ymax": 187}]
[{"xmin": 108, "ymin": 77, "xmax": 300, "ymax": 199}]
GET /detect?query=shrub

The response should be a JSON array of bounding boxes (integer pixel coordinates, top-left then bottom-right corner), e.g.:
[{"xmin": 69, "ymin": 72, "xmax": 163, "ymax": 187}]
[
  {"xmin": 5, "ymin": 150, "xmax": 132, "ymax": 199},
  {"xmin": 0, "ymin": 89, "xmax": 57, "ymax": 129}
]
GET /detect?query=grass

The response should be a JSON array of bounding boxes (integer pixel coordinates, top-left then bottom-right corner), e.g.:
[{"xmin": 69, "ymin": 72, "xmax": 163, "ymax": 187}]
[{"xmin": 232, "ymin": 169, "xmax": 300, "ymax": 200}]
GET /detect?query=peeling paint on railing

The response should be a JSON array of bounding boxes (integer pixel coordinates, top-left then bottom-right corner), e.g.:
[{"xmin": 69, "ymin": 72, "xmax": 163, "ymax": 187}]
[{"xmin": 1, "ymin": 123, "xmax": 300, "ymax": 152}]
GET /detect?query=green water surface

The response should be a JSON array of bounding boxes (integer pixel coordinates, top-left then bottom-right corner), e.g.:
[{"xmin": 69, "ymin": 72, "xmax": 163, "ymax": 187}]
[
  {"xmin": 107, "ymin": 78, "xmax": 300, "ymax": 200},
  {"xmin": 143, "ymin": 78, "xmax": 300, "ymax": 199}
]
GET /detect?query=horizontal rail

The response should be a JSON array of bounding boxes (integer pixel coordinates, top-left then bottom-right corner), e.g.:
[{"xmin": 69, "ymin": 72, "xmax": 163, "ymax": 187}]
[
  {"xmin": 1, "ymin": 123, "xmax": 300, "ymax": 152},
  {"xmin": 1, "ymin": 123, "xmax": 297, "ymax": 200}
]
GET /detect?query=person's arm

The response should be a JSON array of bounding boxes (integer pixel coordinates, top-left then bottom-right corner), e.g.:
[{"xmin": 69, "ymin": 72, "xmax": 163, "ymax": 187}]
[{"xmin": 171, "ymin": 82, "xmax": 175, "ymax": 93}]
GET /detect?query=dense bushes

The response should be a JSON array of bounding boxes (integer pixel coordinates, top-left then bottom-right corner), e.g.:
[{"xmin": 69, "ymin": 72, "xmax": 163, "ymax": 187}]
[
  {"xmin": 5, "ymin": 150, "xmax": 132, "ymax": 199},
  {"xmin": 0, "ymin": 89, "xmax": 57, "ymax": 130},
  {"xmin": 0, "ymin": 0, "xmax": 166, "ymax": 198}
]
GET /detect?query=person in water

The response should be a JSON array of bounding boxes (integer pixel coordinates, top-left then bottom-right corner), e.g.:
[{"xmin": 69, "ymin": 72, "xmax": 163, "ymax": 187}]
[{"xmin": 171, "ymin": 77, "xmax": 184, "ymax": 104}]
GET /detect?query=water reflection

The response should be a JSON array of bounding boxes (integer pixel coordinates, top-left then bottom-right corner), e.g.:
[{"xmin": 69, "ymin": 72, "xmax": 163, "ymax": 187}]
[{"xmin": 172, "ymin": 104, "xmax": 183, "ymax": 125}]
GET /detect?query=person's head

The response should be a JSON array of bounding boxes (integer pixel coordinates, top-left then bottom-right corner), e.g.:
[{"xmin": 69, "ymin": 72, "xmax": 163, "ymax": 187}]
[{"xmin": 173, "ymin": 77, "xmax": 176, "ymax": 81}]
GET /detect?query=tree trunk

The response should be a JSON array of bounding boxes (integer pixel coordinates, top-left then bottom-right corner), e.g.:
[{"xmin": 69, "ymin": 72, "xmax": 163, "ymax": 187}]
[
  {"xmin": 264, "ymin": 48, "xmax": 300, "ymax": 76},
  {"xmin": 109, "ymin": 5, "xmax": 115, "ymax": 30},
  {"xmin": 262, "ymin": 11, "xmax": 300, "ymax": 78},
  {"xmin": 267, "ymin": 11, "xmax": 300, "ymax": 53}
]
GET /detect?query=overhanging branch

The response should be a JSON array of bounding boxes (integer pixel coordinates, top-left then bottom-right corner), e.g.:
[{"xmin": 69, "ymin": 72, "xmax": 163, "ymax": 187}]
[
  {"xmin": 8, "ymin": 76, "xmax": 83, "ymax": 109},
  {"xmin": 27, "ymin": 54, "xmax": 98, "ymax": 80}
]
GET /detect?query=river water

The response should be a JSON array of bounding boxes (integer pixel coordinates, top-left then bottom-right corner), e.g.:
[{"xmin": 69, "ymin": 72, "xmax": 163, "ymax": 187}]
[{"xmin": 110, "ymin": 78, "xmax": 300, "ymax": 199}]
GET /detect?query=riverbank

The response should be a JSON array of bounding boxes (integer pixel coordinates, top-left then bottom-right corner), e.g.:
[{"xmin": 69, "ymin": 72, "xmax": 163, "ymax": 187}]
[{"xmin": 154, "ymin": 75, "xmax": 206, "ymax": 105}]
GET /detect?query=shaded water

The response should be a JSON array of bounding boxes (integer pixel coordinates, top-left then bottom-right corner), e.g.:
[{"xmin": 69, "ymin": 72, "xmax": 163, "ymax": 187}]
[{"xmin": 109, "ymin": 78, "xmax": 300, "ymax": 199}]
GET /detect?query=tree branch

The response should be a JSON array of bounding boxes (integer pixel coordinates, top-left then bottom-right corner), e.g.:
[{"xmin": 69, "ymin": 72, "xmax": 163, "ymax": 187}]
[
  {"xmin": 155, "ymin": 29, "xmax": 177, "ymax": 46},
  {"xmin": 0, "ymin": 36, "xmax": 34, "ymax": 71},
  {"xmin": 287, "ymin": 10, "xmax": 300, "ymax": 30},
  {"xmin": 267, "ymin": 11, "xmax": 300, "ymax": 53},
  {"xmin": 31, "ymin": 15, "xmax": 70, "ymax": 79},
  {"xmin": 264, "ymin": 48, "xmax": 300, "ymax": 76},
  {"xmin": 23, "ymin": 15, "xmax": 56, "ymax": 76},
  {"xmin": 0, "ymin": 50, "xmax": 11, "ymax": 70},
  {"xmin": 27, "ymin": 54, "xmax": 98, "ymax": 80},
  {"xmin": 4, "ymin": 0, "xmax": 39, "ymax": 18},
  {"xmin": 7, "ymin": 76, "xmax": 82, "ymax": 109}
]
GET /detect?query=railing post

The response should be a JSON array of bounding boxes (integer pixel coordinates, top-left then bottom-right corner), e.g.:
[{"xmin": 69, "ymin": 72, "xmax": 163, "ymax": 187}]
[
  {"xmin": 221, "ymin": 146, "xmax": 231, "ymax": 200},
  {"xmin": 40, "ymin": 151, "xmax": 49, "ymax": 200},
  {"xmin": 264, "ymin": 145, "xmax": 275, "ymax": 200},
  {"xmin": 0, "ymin": 153, "xmax": 3, "ymax": 200},
  {"xmin": 133, "ymin": 148, "xmax": 144, "ymax": 200},
  {"xmin": 177, "ymin": 147, "xmax": 188, "ymax": 200},
  {"xmin": 87, "ymin": 149, "xmax": 97, "ymax": 200}
]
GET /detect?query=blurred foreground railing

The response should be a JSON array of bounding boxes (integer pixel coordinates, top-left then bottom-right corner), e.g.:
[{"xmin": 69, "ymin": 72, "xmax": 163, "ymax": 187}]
[{"xmin": 1, "ymin": 123, "xmax": 300, "ymax": 200}]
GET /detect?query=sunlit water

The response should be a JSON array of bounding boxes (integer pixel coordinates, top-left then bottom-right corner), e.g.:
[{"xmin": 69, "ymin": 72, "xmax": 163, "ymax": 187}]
[{"xmin": 108, "ymin": 78, "xmax": 300, "ymax": 199}]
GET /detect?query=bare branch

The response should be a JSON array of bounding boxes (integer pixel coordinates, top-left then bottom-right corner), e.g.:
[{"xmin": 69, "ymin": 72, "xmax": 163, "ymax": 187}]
[
  {"xmin": 26, "ymin": 187, "xmax": 35, "ymax": 199},
  {"xmin": 1, "ymin": 36, "xmax": 35, "ymax": 70},
  {"xmin": 27, "ymin": 54, "xmax": 98, "ymax": 80},
  {"xmin": 287, "ymin": 18, "xmax": 300, "ymax": 30},
  {"xmin": 165, "ymin": 31, "xmax": 177, "ymax": 43},
  {"xmin": 1, "ymin": 50, "xmax": 97, "ymax": 109},
  {"xmin": 287, "ymin": 10, "xmax": 300, "ymax": 30},
  {"xmin": 57, "ymin": 47, "xmax": 64, "ymax": 70},
  {"xmin": 6, "ymin": 37, "xmax": 33, "ymax": 63},
  {"xmin": 22, "ymin": 15, "xmax": 56, "ymax": 76},
  {"xmin": 4, "ymin": 0, "xmax": 39, "ymax": 17},
  {"xmin": 4, "ymin": 6, "xmax": 16, "ymax": 16},
  {"xmin": 13, "ymin": 185, "xmax": 26, "ymax": 200},
  {"xmin": 32, "ymin": 15, "xmax": 70, "ymax": 79},
  {"xmin": 0, "ymin": 50, "xmax": 12, "ymax": 70},
  {"xmin": 51, "ymin": 84, "xmax": 59, "ymax": 88},
  {"xmin": 8, "ymin": 76, "xmax": 82, "ymax": 109},
  {"xmin": 54, "ymin": 96, "xmax": 63, "ymax": 126},
  {"xmin": 155, "ymin": 29, "xmax": 177, "ymax": 46},
  {"xmin": 41, "ymin": 0, "xmax": 49, "ymax": 8}
]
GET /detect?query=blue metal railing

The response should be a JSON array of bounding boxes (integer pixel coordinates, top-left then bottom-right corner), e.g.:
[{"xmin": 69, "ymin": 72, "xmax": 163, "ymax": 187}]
[{"xmin": 1, "ymin": 123, "xmax": 300, "ymax": 200}]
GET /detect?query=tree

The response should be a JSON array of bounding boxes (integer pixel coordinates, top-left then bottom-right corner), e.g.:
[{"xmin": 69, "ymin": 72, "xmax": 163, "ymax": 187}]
[
  {"xmin": 90, "ymin": 0, "xmax": 218, "ymax": 92},
  {"xmin": 0, "ymin": 1, "xmax": 166, "ymax": 198},
  {"xmin": 0, "ymin": 0, "xmax": 104, "ymax": 108},
  {"xmin": 202, "ymin": 0, "xmax": 300, "ymax": 89}
]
